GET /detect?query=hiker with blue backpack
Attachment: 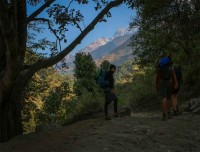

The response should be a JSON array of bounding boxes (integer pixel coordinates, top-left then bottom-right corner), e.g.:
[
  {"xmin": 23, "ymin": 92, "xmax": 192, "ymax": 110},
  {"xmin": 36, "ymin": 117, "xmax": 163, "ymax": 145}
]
[
  {"xmin": 156, "ymin": 56, "xmax": 178, "ymax": 121},
  {"xmin": 96, "ymin": 63, "xmax": 119, "ymax": 120}
]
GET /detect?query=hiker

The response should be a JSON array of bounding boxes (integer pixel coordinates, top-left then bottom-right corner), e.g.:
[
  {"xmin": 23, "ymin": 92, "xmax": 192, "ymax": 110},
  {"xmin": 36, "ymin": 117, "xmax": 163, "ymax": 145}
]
[
  {"xmin": 156, "ymin": 56, "xmax": 178, "ymax": 121},
  {"xmin": 104, "ymin": 64, "xmax": 119, "ymax": 120},
  {"xmin": 171, "ymin": 64, "xmax": 183, "ymax": 115}
]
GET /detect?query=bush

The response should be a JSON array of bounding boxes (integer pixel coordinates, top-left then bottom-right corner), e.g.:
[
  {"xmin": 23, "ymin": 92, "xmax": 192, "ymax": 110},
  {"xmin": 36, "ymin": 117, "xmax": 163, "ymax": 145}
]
[
  {"xmin": 74, "ymin": 52, "xmax": 97, "ymax": 95},
  {"xmin": 126, "ymin": 68, "xmax": 160, "ymax": 111},
  {"xmin": 36, "ymin": 82, "xmax": 71, "ymax": 125},
  {"xmin": 63, "ymin": 87, "xmax": 104, "ymax": 125},
  {"xmin": 180, "ymin": 62, "xmax": 200, "ymax": 100}
]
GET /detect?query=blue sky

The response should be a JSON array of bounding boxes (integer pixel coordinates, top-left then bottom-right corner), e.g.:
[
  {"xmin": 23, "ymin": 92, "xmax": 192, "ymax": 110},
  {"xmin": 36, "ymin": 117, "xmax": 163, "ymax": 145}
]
[{"xmin": 27, "ymin": 0, "xmax": 135, "ymax": 54}]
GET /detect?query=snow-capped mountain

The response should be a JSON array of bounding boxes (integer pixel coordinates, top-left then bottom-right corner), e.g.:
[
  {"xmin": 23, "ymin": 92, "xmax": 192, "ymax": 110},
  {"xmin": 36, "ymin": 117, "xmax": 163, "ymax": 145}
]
[
  {"xmin": 78, "ymin": 37, "xmax": 110, "ymax": 54},
  {"xmin": 64, "ymin": 27, "xmax": 136, "ymax": 73}
]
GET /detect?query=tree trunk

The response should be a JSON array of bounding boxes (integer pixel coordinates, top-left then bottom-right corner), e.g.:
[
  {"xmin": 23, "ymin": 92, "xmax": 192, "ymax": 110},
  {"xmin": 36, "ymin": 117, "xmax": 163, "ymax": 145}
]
[
  {"xmin": 0, "ymin": 66, "xmax": 30, "ymax": 143},
  {"xmin": 0, "ymin": 88, "xmax": 23, "ymax": 142},
  {"xmin": 0, "ymin": 0, "xmax": 27, "ymax": 142}
]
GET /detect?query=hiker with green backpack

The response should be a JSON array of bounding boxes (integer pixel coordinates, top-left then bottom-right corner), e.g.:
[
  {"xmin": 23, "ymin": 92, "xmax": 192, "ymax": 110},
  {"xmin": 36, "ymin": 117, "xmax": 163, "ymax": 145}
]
[
  {"xmin": 156, "ymin": 56, "xmax": 178, "ymax": 121},
  {"xmin": 96, "ymin": 62, "xmax": 119, "ymax": 120}
]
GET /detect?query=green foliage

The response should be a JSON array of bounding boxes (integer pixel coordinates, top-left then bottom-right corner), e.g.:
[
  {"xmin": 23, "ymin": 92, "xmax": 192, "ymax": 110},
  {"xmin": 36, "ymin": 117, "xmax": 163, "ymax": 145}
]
[
  {"xmin": 128, "ymin": 68, "xmax": 159, "ymax": 111},
  {"xmin": 37, "ymin": 82, "xmax": 71, "ymax": 124},
  {"xmin": 22, "ymin": 65, "xmax": 72, "ymax": 132},
  {"xmin": 74, "ymin": 52, "xmax": 97, "ymax": 95},
  {"xmin": 130, "ymin": 0, "xmax": 200, "ymax": 66},
  {"xmin": 75, "ymin": 88, "xmax": 103, "ymax": 113},
  {"xmin": 127, "ymin": 0, "xmax": 200, "ymax": 107},
  {"xmin": 116, "ymin": 60, "xmax": 135, "ymax": 83},
  {"xmin": 63, "ymin": 87, "xmax": 104, "ymax": 125},
  {"xmin": 114, "ymin": 60, "xmax": 137, "ymax": 106},
  {"xmin": 79, "ymin": 88, "xmax": 102, "ymax": 113},
  {"xmin": 22, "ymin": 101, "xmax": 38, "ymax": 133},
  {"xmin": 116, "ymin": 64, "xmax": 159, "ymax": 111},
  {"xmin": 62, "ymin": 54, "xmax": 109, "ymax": 125},
  {"xmin": 22, "ymin": 72, "xmax": 44, "ymax": 133},
  {"xmin": 180, "ymin": 62, "xmax": 200, "ymax": 100}
]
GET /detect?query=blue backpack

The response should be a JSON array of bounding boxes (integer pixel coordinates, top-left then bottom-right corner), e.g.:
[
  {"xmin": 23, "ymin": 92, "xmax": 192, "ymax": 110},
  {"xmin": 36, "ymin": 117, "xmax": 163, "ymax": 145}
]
[
  {"xmin": 96, "ymin": 69, "xmax": 110, "ymax": 88},
  {"xmin": 159, "ymin": 57, "xmax": 170, "ymax": 67}
]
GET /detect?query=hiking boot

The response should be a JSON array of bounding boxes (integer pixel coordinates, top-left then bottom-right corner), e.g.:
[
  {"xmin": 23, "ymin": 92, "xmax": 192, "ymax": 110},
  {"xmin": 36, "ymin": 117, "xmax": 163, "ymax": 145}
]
[
  {"xmin": 105, "ymin": 115, "xmax": 112, "ymax": 120},
  {"xmin": 114, "ymin": 112, "xmax": 120, "ymax": 117},
  {"xmin": 162, "ymin": 113, "xmax": 167, "ymax": 121},
  {"xmin": 167, "ymin": 112, "xmax": 173, "ymax": 119}
]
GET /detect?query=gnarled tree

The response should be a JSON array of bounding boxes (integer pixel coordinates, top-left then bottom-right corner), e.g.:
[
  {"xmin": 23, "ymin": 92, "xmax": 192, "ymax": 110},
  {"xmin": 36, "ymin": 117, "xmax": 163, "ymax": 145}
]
[{"xmin": 0, "ymin": 0, "xmax": 134, "ymax": 142}]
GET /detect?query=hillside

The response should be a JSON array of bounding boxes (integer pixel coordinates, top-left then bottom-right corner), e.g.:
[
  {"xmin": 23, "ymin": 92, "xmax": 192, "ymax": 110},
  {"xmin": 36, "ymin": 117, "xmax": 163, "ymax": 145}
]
[
  {"xmin": 95, "ymin": 38, "xmax": 133, "ymax": 66},
  {"xmin": 0, "ymin": 111, "xmax": 200, "ymax": 152},
  {"xmin": 91, "ymin": 34, "xmax": 132, "ymax": 60}
]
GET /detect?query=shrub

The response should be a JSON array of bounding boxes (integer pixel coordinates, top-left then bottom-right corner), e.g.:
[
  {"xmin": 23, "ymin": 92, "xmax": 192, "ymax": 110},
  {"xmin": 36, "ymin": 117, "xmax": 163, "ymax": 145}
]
[
  {"xmin": 180, "ymin": 62, "xmax": 200, "ymax": 100},
  {"xmin": 126, "ymin": 67, "xmax": 160, "ymax": 111},
  {"xmin": 63, "ymin": 87, "xmax": 104, "ymax": 125}
]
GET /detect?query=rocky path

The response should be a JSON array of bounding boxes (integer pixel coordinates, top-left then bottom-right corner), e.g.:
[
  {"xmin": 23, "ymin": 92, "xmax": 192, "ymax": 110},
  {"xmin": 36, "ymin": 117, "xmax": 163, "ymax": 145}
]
[{"xmin": 0, "ymin": 112, "xmax": 200, "ymax": 152}]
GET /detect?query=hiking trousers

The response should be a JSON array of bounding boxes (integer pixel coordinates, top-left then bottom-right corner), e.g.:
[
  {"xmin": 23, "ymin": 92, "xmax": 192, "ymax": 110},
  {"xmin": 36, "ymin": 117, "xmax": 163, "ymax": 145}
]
[{"xmin": 104, "ymin": 88, "xmax": 118, "ymax": 116}]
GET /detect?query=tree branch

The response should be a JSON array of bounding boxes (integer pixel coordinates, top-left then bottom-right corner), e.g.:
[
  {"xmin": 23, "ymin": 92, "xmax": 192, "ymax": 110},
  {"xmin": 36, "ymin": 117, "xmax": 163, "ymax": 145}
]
[
  {"xmin": 24, "ymin": 0, "xmax": 124, "ymax": 80},
  {"xmin": 27, "ymin": 0, "xmax": 55, "ymax": 23},
  {"xmin": 67, "ymin": 0, "xmax": 74, "ymax": 9},
  {"xmin": 70, "ymin": 19, "xmax": 83, "ymax": 32},
  {"xmin": 32, "ymin": 18, "xmax": 60, "ymax": 40}
]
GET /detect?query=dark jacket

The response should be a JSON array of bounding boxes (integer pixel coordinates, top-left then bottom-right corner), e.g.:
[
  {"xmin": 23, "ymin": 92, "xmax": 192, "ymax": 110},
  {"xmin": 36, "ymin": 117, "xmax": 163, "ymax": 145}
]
[{"xmin": 104, "ymin": 71, "xmax": 114, "ymax": 89}]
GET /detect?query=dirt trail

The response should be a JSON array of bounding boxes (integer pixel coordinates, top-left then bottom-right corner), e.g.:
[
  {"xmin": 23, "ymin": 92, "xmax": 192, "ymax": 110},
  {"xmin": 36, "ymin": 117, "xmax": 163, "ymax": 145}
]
[{"xmin": 0, "ymin": 112, "xmax": 200, "ymax": 152}]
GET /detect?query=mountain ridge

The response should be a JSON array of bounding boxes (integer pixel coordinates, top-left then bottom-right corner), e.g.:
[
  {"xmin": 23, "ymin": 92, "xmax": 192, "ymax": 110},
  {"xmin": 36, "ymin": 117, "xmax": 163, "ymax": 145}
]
[{"xmin": 64, "ymin": 27, "xmax": 135, "ymax": 73}]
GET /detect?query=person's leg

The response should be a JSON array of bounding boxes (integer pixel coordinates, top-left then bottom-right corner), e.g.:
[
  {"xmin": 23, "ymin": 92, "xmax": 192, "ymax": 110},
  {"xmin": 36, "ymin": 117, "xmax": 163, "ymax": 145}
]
[
  {"xmin": 162, "ymin": 98, "xmax": 168, "ymax": 121},
  {"xmin": 162, "ymin": 98, "xmax": 168, "ymax": 113},
  {"xmin": 166, "ymin": 97, "xmax": 173, "ymax": 119},
  {"xmin": 160, "ymin": 85, "xmax": 168, "ymax": 121},
  {"xmin": 167, "ymin": 98, "xmax": 172, "ymax": 111},
  {"xmin": 171, "ymin": 94, "xmax": 178, "ymax": 116},
  {"xmin": 104, "ymin": 100, "xmax": 111, "ymax": 120},
  {"xmin": 166, "ymin": 84, "xmax": 174, "ymax": 119},
  {"xmin": 104, "ymin": 90, "xmax": 110, "ymax": 119},
  {"xmin": 176, "ymin": 97, "xmax": 180, "ymax": 114},
  {"xmin": 171, "ymin": 94, "xmax": 177, "ymax": 111},
  {"xmin": 113, "ymin": 94, "xmax": 118, "ymax": 117},
  {"xmin": 104, "ymin": 99, "xmax": 109, "ymax": 116},
  {"xmin": 172, "ymin": 86, "xmax": 180, "ymax": 115},
  {"xmin": 104, "ymin": 89, "xmax": 112, "ymax": 120}
]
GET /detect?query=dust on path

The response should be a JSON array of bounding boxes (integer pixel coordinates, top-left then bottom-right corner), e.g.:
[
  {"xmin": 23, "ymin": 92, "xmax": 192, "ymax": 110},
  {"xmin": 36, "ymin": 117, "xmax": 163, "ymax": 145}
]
[{"xmin": 0, "ymin": 112, "xmax": 200, "ymax": 152}]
